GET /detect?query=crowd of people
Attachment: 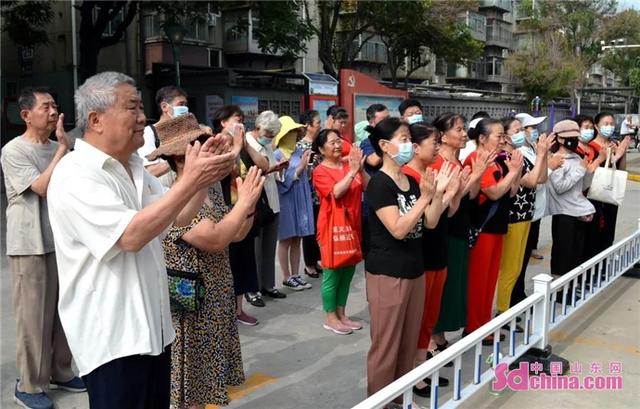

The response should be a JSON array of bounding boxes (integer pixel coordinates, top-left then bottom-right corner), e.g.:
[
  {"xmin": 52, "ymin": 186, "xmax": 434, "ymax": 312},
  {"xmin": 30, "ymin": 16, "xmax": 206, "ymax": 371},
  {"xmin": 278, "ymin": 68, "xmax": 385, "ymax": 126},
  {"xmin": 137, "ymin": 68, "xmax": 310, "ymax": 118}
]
[{"xmin": 1, "ymin": 71, "xmax": 632, "ymax": 409}]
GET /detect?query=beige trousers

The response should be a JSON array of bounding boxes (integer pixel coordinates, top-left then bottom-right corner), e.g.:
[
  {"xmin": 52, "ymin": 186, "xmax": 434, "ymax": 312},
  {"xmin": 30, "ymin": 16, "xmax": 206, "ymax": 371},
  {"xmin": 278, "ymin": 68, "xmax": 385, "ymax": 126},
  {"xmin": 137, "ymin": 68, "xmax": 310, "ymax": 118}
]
[
  {"xmin": 10, "ymin": 253, "xmax": 74, "ymax": 393},
  {"xmin": 366, "ymin": 272, "xmax": 425, "ymax": 397}
]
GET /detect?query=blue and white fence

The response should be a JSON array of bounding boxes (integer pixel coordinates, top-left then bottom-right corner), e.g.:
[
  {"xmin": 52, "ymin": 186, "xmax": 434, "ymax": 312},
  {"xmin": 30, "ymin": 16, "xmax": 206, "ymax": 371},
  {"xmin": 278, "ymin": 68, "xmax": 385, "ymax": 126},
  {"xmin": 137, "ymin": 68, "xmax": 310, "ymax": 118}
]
[{"xmin": 352, "ymin": 221, "xmax": 640, "ymax": 409}]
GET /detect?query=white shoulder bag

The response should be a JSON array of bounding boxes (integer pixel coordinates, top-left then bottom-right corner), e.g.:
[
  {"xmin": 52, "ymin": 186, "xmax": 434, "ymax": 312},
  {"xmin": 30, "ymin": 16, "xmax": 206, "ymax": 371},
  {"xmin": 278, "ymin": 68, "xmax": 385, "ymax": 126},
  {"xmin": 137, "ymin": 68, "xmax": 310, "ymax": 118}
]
[{"xmin": 587, "ymin": 147, "xmax": 627, "ymax": 206}]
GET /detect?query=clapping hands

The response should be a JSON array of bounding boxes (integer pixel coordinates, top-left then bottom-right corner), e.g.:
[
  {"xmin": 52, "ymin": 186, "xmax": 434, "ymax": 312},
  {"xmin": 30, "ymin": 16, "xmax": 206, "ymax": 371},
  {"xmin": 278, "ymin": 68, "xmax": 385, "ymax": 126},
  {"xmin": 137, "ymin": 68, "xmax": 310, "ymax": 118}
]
[{"xmin": 236, "ymin": 166, "xmax": 265, "ymax": 210}]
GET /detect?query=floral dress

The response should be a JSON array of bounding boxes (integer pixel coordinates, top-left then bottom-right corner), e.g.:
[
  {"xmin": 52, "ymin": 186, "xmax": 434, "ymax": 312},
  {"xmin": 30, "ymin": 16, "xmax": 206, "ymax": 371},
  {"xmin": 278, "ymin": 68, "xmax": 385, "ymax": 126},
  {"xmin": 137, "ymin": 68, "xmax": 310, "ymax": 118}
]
[{"xmin": 163, "ymin": 185, "xmax": 244, "ymax": 407}]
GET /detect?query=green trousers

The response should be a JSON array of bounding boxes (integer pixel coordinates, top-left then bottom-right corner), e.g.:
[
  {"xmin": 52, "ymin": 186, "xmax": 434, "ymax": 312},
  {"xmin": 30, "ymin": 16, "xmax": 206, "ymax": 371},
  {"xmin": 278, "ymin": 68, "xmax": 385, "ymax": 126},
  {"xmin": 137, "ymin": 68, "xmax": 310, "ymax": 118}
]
[{"xmin": 321, "ymin": 265, "xmax": 356, "ymax": 312}]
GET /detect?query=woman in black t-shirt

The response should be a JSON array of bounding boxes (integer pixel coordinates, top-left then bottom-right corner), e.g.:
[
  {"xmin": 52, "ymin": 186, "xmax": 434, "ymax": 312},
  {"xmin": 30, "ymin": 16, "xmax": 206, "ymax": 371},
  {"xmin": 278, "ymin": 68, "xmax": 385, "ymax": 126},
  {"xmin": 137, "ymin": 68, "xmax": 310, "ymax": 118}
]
[
  {"xmin": 496, "ymin": 117, "xmax": 551, "ymax": 319},
  {"xmin": 364, "ymin": 117, "xmax": 454, "ymax": 398},
  {"xmin": 402, "ymin": 123, "xmax": 462, "ymax": 396}
]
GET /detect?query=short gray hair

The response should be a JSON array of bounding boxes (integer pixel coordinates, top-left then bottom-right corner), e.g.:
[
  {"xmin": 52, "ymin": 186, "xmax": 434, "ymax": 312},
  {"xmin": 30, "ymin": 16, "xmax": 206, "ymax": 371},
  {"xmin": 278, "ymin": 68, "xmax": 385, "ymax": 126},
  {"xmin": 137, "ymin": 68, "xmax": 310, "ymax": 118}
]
[
  {"xmin": 74, "ymin": 71, "xmax": 136, "ymax": 132},
  {"xmin": 255, "ymin": 110, "xmax": 281, "ymax": 137}
]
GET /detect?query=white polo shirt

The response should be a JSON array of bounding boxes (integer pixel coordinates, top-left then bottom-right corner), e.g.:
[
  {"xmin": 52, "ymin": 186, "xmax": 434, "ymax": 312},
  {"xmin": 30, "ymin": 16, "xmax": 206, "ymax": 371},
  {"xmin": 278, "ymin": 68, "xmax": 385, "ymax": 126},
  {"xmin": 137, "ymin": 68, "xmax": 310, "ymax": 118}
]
[{"xmin": 47, "ymin": 139, "xmax": 175, "ymax": 376}]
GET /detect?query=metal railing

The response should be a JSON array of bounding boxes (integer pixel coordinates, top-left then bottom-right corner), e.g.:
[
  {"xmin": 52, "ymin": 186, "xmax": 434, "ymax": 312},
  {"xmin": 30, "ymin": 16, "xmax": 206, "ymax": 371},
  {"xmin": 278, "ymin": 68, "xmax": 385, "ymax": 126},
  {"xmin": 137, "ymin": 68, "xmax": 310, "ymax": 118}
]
[{"xmin": 353, "ymin": 221, "xmax": 640, "ymax": 409}]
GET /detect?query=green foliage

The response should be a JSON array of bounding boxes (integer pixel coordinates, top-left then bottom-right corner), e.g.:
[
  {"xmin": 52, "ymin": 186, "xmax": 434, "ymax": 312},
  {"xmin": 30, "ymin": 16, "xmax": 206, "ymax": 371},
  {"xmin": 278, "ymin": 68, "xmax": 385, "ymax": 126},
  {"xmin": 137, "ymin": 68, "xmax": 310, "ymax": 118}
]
[
  {"xmin": 0, "ymin": 1, "xmax": 53, "ymax": 47},
  {"xmin": 507, "ymin": 32, "xmax": 585, "ymax": 100},
  {"xmin": 599, "ymin": 9, "xmax": 640, "ymax": 87},
  {"xmin": 629, "ymin": 62, "xmax": 640, "ymax": 93},
  {"xmin": 251, "ymin": 1, "xmax": 315, "ymax": 61},
  {"xmin": 511, "ymin": 0, "xmax": 618, "ymax": 99},
  {"xmin": 367, "ymin": 0, "xmax": 482, "ymax": 85},
  {"xmin": 145, "ymin": 0, "xmax": 209, "ymax": 26}
]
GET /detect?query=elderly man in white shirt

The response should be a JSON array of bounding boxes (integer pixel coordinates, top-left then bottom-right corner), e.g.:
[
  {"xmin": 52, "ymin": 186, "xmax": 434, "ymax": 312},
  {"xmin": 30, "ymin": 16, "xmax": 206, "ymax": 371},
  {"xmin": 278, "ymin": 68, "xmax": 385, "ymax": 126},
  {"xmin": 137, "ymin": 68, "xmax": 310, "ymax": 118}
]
[{"xmin": 47, "ymin": 71, "xmax": 235, "ymax": 409}]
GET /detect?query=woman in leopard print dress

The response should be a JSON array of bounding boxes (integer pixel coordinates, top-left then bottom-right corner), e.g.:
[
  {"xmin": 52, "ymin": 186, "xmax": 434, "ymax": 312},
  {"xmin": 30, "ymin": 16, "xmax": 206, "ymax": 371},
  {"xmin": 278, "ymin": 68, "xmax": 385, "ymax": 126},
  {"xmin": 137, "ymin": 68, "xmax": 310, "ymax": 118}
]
[{"xmin": 162, "ymin": 157, "xmax": 265, "ymax": 408}]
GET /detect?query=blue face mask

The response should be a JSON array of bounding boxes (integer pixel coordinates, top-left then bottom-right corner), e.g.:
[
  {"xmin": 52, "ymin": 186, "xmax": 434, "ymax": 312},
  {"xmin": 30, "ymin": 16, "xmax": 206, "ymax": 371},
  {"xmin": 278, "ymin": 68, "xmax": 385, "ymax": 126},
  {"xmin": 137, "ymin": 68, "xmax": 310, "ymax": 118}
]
[
  {"xmin": 258, "ymin": 135, "xmax": 273, "ymax": 146},
  {"xmin": 407, "ymin": 114, "xmax": 424, "ymax": 125},
  {"xmin": 579, "ymin": 129, "xmax": 595, "ymax": 143},
  {"xmin": 172, "ymin": 106, "xmax": 189, "ymax": 117},
  {"xmin": 600, "ymin": 125, "xmax": 614, "ymax": 138},
  {"xmin": 510, "ymin": 131, "xmax": 526, "ymax": 148},
  {"xmin": 389, "ymin": 141, "xmax": 414, "ymax": 166},
  {"xmin": 528, "ymin": 129, "xmax": 539, "ymax": 142}
]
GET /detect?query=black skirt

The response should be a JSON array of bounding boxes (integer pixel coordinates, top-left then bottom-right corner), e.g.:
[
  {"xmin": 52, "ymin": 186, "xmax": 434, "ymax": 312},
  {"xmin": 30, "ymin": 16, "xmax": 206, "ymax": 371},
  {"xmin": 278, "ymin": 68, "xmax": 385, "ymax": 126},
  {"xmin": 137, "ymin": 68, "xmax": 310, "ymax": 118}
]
[{"xmin": 229, "ymin": 235, "xmax": 259, "ymax": 296}]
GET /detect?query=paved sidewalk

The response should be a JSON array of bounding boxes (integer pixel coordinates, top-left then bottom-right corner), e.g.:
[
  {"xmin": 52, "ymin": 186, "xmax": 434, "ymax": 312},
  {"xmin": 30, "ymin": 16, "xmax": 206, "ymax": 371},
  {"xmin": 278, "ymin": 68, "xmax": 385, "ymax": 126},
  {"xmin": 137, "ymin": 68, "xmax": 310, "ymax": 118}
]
[{"xmin": 1, "ymin": 153, "xmax": 639, "ymax": 409}]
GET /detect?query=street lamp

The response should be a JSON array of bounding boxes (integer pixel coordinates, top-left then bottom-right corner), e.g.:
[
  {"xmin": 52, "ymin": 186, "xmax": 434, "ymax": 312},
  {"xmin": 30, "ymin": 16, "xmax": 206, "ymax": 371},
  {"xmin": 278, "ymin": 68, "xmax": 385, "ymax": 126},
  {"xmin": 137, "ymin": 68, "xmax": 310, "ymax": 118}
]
[{"xmin": 163, "ymin": 21, "xmax": 187, "ymax": 87}]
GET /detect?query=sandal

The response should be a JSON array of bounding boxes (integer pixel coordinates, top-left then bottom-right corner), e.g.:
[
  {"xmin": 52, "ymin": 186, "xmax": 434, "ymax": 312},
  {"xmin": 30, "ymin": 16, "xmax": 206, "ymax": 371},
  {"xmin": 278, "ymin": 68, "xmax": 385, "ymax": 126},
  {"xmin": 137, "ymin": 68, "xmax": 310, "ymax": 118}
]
[
  {"xmin": 435, "ymin": 340, "xmax": 449, "ymax": 352},
  {"xmin": 305, "ymin": 266, "xmax": 320, "ymax": 278}
]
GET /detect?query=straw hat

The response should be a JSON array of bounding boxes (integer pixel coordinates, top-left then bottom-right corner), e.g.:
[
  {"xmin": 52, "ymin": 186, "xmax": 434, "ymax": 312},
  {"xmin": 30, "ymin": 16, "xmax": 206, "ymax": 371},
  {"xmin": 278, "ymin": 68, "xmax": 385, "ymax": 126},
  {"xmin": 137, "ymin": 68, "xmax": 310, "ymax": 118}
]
[
  {"xmin": 274, "ymin": 116, "xmax": 304, "ymax": 147},
  {"xmin": 146, "ymin": 113, "xmax": 212, "ymax": 161}
]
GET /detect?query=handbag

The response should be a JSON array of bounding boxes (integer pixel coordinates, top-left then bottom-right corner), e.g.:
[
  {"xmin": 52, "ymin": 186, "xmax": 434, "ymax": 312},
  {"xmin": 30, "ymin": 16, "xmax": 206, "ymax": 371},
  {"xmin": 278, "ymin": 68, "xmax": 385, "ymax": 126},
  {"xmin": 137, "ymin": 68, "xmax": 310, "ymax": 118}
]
[
  {"xmin": 468, "ymin": 201, "xmax": 499, "ymax": 248},
  {"xmin": 239, "ymin": 148, "xmax": 275, "ymax": 228},
  {"xmin": 318, "ymin": 195, "xmax": 363, "ymax": 269},
  {"xmin": 167, "ymin": 267, "xmax": 205, "ymax": 313},
  {"xmin": 587, "ymin": 148, "xmax": 627, "ymax": 206}
]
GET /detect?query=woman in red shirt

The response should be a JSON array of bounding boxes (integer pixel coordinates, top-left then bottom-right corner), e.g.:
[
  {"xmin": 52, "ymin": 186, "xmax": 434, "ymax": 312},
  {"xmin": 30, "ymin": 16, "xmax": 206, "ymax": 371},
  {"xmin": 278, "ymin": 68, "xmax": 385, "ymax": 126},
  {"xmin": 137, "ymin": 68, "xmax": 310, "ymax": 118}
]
[
  {"xmin": 463, "ymin": 118, "xmax": 523, "ymax": 344},
  {"xmin": 586, "ymin": 112, "xmax": 632, "ymax": 258},
  {"xmin": 312, "ymin": 129, "xmax": 370, "ymax": 335}
]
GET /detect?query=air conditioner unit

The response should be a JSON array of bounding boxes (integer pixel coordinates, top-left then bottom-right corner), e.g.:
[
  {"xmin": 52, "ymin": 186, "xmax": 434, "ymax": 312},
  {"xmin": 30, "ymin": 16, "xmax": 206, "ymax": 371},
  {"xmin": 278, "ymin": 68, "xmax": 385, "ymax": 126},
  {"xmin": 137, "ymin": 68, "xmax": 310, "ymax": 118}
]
[{"xmin": 207, "ymin": 13, "xmax": 218, "ymax": 27}]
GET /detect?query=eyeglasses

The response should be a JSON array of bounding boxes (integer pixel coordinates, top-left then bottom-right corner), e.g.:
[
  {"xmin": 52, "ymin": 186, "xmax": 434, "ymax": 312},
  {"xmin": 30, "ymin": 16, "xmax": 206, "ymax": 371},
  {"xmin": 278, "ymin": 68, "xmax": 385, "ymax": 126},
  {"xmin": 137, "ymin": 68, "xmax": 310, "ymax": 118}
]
[{"xmin": 325, "ymin": 139, "xmax": 342, "ymax": 146}]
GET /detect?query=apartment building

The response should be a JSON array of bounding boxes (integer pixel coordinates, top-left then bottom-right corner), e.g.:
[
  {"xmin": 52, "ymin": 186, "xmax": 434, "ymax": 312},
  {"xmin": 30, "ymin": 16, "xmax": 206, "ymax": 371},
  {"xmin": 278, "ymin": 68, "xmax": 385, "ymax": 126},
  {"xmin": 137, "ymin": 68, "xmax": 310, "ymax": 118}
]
[{"xmin": 445, "ymin": 0, "xmax": 515, "ymax": 92}]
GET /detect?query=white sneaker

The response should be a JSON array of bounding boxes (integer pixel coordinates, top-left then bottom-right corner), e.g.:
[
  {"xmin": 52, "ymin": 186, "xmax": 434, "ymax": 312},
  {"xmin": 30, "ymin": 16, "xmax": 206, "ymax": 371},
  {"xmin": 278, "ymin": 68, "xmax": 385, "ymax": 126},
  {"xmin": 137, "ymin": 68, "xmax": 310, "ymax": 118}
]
[
  {"xmin": 283, "ymin": 277, "xmax": 304, "ymax": 291},
  {"xmin": 293, "ymin": 275, "xmax": 312, "ymax": 289}
]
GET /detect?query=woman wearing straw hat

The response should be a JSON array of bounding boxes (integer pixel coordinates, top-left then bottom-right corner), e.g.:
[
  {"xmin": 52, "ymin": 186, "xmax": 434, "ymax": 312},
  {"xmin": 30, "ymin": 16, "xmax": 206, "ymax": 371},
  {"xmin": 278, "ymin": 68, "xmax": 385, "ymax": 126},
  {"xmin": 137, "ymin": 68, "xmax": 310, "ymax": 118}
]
[
  {"xmin": 274, "ymin": 116, "xmax": 315, "ymax": 291},
  {"xmin": 146, "ymin": 113, "xmax": 265, "ymax": 408}
]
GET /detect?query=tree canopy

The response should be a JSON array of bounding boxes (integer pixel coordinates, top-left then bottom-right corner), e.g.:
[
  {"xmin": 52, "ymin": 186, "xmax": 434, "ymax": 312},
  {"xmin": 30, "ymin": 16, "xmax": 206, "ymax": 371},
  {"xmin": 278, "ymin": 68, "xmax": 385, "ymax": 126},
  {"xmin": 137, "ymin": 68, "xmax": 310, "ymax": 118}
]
[
  {"xmin": 368, "ymin": 0, "xmax": 482, "ymax": 86},
  {"xmin": 508, "ymin": 0, "xmax": 621, "ymax": 100},
  {"xmin": 599, "ymin": 9, "xmax": 640, "ymax": 89},
  {"xmin": 1, "ymin": 1, "xmax": 53, "ymax": 48}
]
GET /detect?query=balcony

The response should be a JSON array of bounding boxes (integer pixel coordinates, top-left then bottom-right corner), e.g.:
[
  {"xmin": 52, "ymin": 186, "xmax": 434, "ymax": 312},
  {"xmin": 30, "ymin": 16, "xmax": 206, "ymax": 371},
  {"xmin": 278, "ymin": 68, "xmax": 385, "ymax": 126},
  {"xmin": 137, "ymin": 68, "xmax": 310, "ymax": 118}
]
[
  {"xmin": 446, "ymin": 62, "xmax": 487, "ymax": 81},
  {"xmin": 479, "ymin": 0, "xmax": 512, "ymax": 13},
  {"xmin": 486, "ymin": 20, "xmax": 512, "ymax": 49},
  {"xmin": 486, "ymin": 74, "xmax": 510, "ymax": 83},
  {"xmin": 465, "ymin": 11, "xmax": 487, "ymax": 42},
  {"xmin": 354, "ymin": 41, "xmax": 387, "ymax": 64},
  {"xmin": 223, "ymin": 13, "xmax": 281, "ymax": 56},
  {"xmin": 484, "ymin": 56, "xmax": 511, "ymax": 83}
]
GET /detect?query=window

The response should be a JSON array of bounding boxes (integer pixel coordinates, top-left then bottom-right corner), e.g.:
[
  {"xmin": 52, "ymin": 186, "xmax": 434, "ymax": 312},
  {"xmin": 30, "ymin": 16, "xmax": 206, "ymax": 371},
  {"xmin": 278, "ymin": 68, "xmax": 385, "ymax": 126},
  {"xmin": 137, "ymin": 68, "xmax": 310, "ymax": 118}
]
[
  {"xmin": 259, "ymin": 100, "xmax": 270, "ymax": 113},
  {"xmin": 94, "ymin": 6, "xmax": 124, "ymax": 37},
  {"xmin": 144, "ymin": 14, "xmax": 162, "ymax": 39},
  {"xmin": 225, "ymin": 18, "xmax": 248, "ymax": 42},
  {"xmin": 208, "ymin": 49, "xmax": 221, "ymax": 67},
  {"xmin": 185, "ymin": 21, "xmax": 209, "ymax": 42},
  {"xmin": 251, "ymin": 15, "xmax": 260, "ymax": 41}
]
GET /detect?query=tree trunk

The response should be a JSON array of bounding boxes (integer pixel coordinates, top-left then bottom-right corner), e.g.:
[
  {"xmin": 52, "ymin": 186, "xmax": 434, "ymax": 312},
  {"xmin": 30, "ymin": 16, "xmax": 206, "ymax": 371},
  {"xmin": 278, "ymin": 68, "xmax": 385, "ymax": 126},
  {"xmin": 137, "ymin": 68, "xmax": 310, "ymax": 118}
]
[{"xmin": 78, "ymin": 4, "xmax": 101, "ymax": 81}]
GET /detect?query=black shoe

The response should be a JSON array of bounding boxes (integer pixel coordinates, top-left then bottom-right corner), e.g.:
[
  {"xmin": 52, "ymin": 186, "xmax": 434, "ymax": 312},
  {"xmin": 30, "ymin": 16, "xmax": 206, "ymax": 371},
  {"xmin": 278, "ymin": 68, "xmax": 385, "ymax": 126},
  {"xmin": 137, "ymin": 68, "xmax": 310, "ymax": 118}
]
[
  {"xmin": 413, "ymin": 384, "xmax": 431, "ymax": 398},
  {"xmin": 304, "ymin": 266, "xmax": 320, "ymax": 278},
  {"xmin": 427, "ymin": 350, "xmax": 453, "ymax": 367},
  {"xmin": 482, "ymin": 333, "xmax": 505, "ymax": 346},
  {"xmin": 435, "ymin": 340, "xmax": 449, "ymax": 352},
  {"xmin": 262, "ymin": 288, "xmax": 287, "ymax": 299},
  {"xmin": 424, "ymin": 376, "xmax": 449, "ymax": 387},
  {"xmin": 501, "ymin": 323, "xmax": 524, "ymax": 333},
  {"xmin": 315, "ymin": 265, "xmax": 323, "ymax": 275},
  {"xmin": 244, "ymin": 292, "xmax": 265, "ymax": 307}
]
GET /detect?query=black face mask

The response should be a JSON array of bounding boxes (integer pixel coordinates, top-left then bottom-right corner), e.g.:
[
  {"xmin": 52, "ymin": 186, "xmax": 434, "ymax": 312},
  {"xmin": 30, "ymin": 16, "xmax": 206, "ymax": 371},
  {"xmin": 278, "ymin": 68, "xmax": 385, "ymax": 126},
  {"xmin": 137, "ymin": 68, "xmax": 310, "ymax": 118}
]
[{"xmin": 562, "ymin": 137, "xmax": 579, "ymax": 152}]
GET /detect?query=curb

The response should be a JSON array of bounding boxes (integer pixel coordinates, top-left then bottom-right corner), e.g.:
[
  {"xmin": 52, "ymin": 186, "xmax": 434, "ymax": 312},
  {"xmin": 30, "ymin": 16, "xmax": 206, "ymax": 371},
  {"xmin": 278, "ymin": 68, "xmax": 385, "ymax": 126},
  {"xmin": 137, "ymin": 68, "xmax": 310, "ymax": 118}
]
[{"xmin": 629, "ymin": 174, "xmax": 640, "ymax": 182}]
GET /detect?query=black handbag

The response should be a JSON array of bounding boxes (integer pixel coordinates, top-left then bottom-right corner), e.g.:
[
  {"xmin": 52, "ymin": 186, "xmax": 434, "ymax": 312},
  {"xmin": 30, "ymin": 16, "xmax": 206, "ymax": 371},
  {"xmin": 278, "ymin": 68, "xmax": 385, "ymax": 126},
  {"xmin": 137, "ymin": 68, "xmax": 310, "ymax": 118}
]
[
  {"xmin": 166, "ymin": 268, "xmax": 205, "ymax": 313},
  {"xmin": 468, "ymin": 201, "xmax": 499, "ymax": 248},
  {"xmin": 239, "ymin": 148, "xmax": 275, "ymax": 228}
]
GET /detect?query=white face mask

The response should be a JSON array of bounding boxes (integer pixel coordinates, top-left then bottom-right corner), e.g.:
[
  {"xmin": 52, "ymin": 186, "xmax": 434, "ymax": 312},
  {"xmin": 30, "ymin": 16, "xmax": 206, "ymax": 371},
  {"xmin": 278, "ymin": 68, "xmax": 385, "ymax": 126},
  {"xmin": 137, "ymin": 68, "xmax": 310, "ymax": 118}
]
[
  {"xmin": 172, "ymin": 106, "xmax": 189, "ymax": 118},
  {"xmin": 407, "ymin": 114, "xmax": 424, "ymax": 125}
]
